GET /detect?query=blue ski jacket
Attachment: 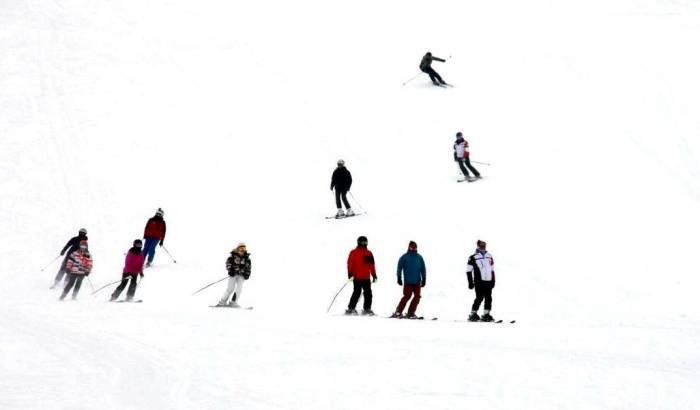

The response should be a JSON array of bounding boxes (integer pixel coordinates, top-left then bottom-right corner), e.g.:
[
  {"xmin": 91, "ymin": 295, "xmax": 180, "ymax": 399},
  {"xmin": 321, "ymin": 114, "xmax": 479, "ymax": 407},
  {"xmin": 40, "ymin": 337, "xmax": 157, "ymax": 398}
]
[{"xmin": 396, "ymin": 250, "xmax": 426, "ymax": 285}]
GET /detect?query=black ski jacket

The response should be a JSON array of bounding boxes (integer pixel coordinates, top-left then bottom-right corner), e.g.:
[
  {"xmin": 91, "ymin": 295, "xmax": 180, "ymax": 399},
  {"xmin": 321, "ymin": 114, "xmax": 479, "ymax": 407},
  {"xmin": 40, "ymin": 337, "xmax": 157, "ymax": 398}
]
[
  {"xmin": 330, "ymin": 167, "xmax": 353, "ymax": 192},
  {"xmin": 420, "ymin": 53, "xmax": 446, "ymax": 71},
  {"xmin": 226, "ymin": 252, "xmax": 252, "ymax": 279},
  {"xmin": 61, "ymin": 233, "xmax": 88, "ymax": 256}
]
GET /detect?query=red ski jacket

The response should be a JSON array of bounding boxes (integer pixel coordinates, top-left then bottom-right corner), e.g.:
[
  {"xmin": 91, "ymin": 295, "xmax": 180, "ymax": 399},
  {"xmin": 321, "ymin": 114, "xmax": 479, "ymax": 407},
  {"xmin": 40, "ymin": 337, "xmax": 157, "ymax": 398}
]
[
  {"xmin": 143, "ymin": 217, "xmax": 166, "ymax": 240},
  {"xmin": 347, "ymin": 246, "xmax": 376, "ymax": 280}
]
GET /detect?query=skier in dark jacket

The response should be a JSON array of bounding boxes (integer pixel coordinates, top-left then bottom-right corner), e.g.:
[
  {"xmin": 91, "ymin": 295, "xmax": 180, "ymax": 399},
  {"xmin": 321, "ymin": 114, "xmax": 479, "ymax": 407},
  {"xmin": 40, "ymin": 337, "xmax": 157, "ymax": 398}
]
[
  {"xmin": 216, "ymin": 243, "xmax": 252, "ymax": 307},
  {"xmin": 392, "ymin": 241, "xmax": 427, "ymax": 319},
  {"xmin": 420, "ymin": 52, "xmax": 447, "ymax": 86},
  {"xmin": 330, "ymin": 160, "xmax": 354, "ymax": 218},
  {"xmin": 466, "ymin": 240, "xmax": 496, "ymax": 322},
  {"xmin": 346, "ymin": 236, "xmax": 377, "ymax": 315},
  {"xmin": 51, "ymin": 228, "xmax": 88, "ymax": 289},
  {"xmin": 143, "ymin": 208, "xmax": 166, "ymax": 267}
]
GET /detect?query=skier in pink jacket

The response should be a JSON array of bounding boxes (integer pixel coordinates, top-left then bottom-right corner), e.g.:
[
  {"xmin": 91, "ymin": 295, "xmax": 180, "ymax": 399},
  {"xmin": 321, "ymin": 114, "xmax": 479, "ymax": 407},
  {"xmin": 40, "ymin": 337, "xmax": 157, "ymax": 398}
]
[{"xmin": 110, "ymin": 239, "xmax": 146, "ymax": 302}]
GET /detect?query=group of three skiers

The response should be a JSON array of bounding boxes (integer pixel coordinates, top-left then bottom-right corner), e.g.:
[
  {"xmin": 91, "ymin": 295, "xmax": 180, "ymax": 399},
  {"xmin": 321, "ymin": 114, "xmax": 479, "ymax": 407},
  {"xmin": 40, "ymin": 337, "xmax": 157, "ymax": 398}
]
[
  {"xmin": 51, "ymin": 208, "xmax": 167, "ymax": 302},
  {"xmin": 345, "ymin": 236, "xmax": 496, "ymax": 321}
]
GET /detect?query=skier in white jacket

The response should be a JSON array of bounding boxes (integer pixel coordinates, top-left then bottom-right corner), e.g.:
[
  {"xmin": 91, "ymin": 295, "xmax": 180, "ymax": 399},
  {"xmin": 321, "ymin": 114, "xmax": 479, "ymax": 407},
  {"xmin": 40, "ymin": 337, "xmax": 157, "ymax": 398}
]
[
  {"xmin": 466, "ymin": 240, "xmax": 495, "ymax": 321},
  {"xmin": 453, "ymin": 132, "xmax": 481, "ymax": 181}
]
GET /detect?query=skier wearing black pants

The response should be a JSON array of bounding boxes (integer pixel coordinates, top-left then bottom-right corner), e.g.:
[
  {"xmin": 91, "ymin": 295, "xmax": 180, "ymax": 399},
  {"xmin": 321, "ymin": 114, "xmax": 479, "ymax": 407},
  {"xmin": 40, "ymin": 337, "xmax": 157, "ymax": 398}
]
[
  {"xmin": 330, "ymin": 159, "xmax": 354, "ymax": 218},
  {"xmin": 466, "ymin": 240, "xmax": 495, "ymax": 322},
  {"xmin": 454, "ymin": 132, "xmax": 481, "ymax": 180},
  {"xmin": 51, "ymin": 228, "xmax": 88, "ymax": 289},
  {"xmin": 110, "ymin": 239, "xmax": 146, "ymax": 302},
  {"xmin": 346, "ymin": 236, "xmax": 377, "ymax": 315},
  {"xmin": 420, "ymin": 52, "xmax": 447, "ymax": 86}
]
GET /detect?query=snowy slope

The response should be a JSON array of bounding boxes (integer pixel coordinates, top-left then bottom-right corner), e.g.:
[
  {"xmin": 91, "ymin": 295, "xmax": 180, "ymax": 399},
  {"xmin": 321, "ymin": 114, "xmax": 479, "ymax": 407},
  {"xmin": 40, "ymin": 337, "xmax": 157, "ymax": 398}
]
[{"xmin": 1, "ymin": 1, "xmax": 700, "ymax": 409}]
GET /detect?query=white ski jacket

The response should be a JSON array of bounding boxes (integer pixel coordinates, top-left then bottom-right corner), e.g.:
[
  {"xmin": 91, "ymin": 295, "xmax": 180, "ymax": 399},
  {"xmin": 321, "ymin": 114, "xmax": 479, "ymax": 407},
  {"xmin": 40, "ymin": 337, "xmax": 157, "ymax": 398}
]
[{"xmin": 466, "ymin": 250, "xmax": 494, "ymax": 283}]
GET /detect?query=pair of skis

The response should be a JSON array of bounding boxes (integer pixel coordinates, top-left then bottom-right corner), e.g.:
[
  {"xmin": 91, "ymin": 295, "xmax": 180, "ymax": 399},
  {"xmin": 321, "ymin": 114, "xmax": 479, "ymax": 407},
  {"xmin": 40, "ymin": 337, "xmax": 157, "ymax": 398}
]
[
  {"xmin": 325, "ymin": 212, "xmax": 365, "ymax": 220},
  {"xmin": 209, "ymin": 305, "xmax": 254, "ymax": 310},
  {"xmin": 457, "ymin": 176, "xmax": 484, "ymax": 183}
]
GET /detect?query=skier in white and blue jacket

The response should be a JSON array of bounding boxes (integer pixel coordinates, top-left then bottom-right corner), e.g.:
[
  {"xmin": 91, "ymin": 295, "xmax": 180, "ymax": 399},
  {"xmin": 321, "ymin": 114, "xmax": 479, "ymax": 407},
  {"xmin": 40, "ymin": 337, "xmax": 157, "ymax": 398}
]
[
  {"xmin": 391, "ymin": 241, "xmax": 427, "ymax": 319},
  {"xmin": 466, "ymin": 240, "xmax": 495, "ymax": 322}
]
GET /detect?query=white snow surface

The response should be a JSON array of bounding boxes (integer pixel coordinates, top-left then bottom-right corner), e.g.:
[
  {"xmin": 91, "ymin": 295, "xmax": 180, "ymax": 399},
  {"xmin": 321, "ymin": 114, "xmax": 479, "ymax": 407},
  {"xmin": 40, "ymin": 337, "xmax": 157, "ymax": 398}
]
[{"xmin": 2, "ymin": 1, "xmax": 700, "ymax": 409}]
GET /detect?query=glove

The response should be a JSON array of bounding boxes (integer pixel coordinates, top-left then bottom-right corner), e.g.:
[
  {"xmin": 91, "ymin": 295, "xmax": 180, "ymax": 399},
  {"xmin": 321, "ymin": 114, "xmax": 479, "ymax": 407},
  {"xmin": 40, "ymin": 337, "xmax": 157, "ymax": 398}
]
[
  {"xmin": 492, "ymin": 282, "xmax": 495, "ymax": 289},
  {"xmin": 468, "ymin": 282, "xmax": 474, "ymax": 290},
  {"xmin": 397, "ymin": 278, "xmax": 403, "ymax": 286},
  {"xmin": 348, "ymin": 272, "xmax": 353, "ymax": 279},
  {"xmin": 139, "ymin": 272, "xmax": 144, "ymax": 278},
  {"xmin": 60, "ymin": 251, "xmax": 65, "ymax": 256},
  {"xmin": 159, "ymin": 241, "xmax": 163, "ymax": 247},
  {"xmin": 372, "ymin": 274, "xmax": 378, "ymax": 283},
  {"xmin": 421, "ymin": 280, "xmax": 426, "ymax": 288}
]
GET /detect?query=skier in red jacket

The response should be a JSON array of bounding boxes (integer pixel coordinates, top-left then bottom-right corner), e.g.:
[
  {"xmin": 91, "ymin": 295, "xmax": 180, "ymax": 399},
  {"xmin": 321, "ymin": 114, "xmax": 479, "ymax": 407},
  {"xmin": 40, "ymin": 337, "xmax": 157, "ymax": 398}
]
[
  {"xmin": 143, "ymin": 208, "xmax": 166, "ymax": 267},
  {"xmin": 346, "ymin": 236, "xmax": 377, "ymax": 315}
]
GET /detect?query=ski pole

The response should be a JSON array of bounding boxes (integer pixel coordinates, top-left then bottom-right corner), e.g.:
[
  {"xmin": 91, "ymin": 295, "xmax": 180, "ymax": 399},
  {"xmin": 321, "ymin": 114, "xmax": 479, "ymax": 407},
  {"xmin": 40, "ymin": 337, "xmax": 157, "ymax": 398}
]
[
  {"xmin": 402, "ymin": 72, "xmax": 422, "ymax": 86},
  {"xmin": 326, "ymin": 279, "xmax": 352, "ymax": 313},
  {"xmin": 471, "ymin": 160, "xmax": 491, "ymax": 166},
  {"xmin": 86, "ymin": 276, "xmax": 96, "ymax": 293},
  {"xmin": 348, "ymin": 192, "xmax": 367, "ymax": 215},
  {"xmin": 40, "ymin": 255, "xmax": 62, "ymax": 272},
  {"xmin": 162, "ymin": 246, "xmax": 177, "ymax": 263},
  {"xmin": 91, "ymin": 279, "xmax": 123, "ymax": 295},
  {"xmin": 191, "ymin": 276, "xmax": 228, "ymax": 296}
]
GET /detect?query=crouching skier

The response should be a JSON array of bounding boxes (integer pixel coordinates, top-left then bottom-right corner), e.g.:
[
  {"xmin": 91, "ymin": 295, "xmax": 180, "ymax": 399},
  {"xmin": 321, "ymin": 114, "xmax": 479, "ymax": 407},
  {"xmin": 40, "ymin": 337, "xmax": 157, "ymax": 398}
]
[
  {"xmin": 216, "ymin": 243, "xmax": 251, "ymax": 307},
  {"xmin": 60, "ymin": 240, "xmax": 93, "ymax": 301},
  {"xmin": 466, "ymin": 240, "xmax": 495, "ymax": 322},
  {"xmin": 110, "ymin": 239, "xmax": 146, "ymax": 302}
]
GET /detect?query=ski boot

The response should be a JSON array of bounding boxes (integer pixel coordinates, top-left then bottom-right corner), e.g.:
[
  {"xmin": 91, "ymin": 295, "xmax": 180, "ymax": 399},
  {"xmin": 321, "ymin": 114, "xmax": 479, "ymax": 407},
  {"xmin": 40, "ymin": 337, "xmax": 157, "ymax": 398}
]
[
  {"xmin": 345, "ymin": 308, "xmax": 358, "ymax": 315},
  {"xmin": 405, "ymin": 313, "xmax": 419, "ymax": 320},
  {"xmin": 228, "ymin": 302, "xmax": 240, "ymax": 308},
  {"xmin": 215, "ymin": 301, "xmax": 228, "ymax": 307},
  {"xmin": 468, "ymin": 312, "xmax": 480, "ymax": 322},
  {"xmin": 361, "ymin": 309, "xmax": 375, "ymax": 316},
  {"xmin": 390, "ymin": 312, "xmax": 403, "ymax": 318},
  {"xmin": 480, "ymin": 312, "xmax": 494, "ymax": 322},
  {"xmin": 346, "ymin": 209, "xmax": 355, "ymax": 217},
  {"xmin": 335, "ymin": 209, "xmax": 345, "ymax": 219}
]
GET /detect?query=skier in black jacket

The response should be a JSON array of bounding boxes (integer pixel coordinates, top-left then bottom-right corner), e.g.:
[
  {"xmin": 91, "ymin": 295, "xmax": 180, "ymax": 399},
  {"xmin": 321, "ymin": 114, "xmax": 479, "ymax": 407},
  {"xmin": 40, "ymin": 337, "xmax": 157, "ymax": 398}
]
[
  {"xmin": 420, "ymin": 52, "xmax": 447, "ymax": 86},
  {"xmin": 330, "ymin": 159, "xmax": 354, "ymax": 218},
  {"xmin": 51, "ymin": 228, "xmax": 88, "ymax": 289}
]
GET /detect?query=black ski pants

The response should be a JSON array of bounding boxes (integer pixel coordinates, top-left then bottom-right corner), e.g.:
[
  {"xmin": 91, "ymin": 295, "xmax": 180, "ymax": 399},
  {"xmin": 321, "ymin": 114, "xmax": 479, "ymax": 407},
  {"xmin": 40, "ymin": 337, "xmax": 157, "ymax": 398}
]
[
  {"xmin": 61, "ymin": 273, "xmax": 84, "ymax": 300},
  {"xmin": 335, "ymin": 189, "xmax": 351, "ymax": 210},
  {"xmin": 348, "ymin": 279, "xmax": 372, "ymax": 310},
  {"xmin": 457, "ymin": 158, "xmax": 480, "ymax": 178},
  {"xmin": 471, "ymin": 282, "xmax": 493, "ymax": 312},
  {"xmin": 421, "ymin": 67, "xmax": 445, "ymax": 85},
  {"xmin": 111, "ymin": 273, "xmax": 139, "ymax": 300},
  {"xmin": 54, "ymin": 256, "xmax": 70, "ymax": 283}
]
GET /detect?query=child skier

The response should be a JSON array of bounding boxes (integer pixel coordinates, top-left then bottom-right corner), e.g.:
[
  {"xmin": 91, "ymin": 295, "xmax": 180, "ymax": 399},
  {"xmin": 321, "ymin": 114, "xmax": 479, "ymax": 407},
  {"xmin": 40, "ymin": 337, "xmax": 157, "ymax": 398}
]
[
  {"xmin": 392, "ymin": 241, "xmax": 426, "ymax": 319},
  {"xmin": 51, "ymin": 228, "xmax": 88, "ymax": 289},
  {"xmin": 346, "ymin": 236, "xmax": 377, "ymax": 315},
  {"xmin": 60, "ymin": 240, "xmax": 93, "ymax": 301},
  {"xmin": 330, "ymin": 159, "xmax": 354, "ymax": 218},
  {"xmin": 420, "ymin": 52, "xmax": 447, "ymax": 86},
  {"xmin": 466, "ymin": 240, "xmax": 495, "ymax": 321},
  {"xmin": 143, "ymin": 208, "xmax": 166, "ymax": 267},
  {"xmin": 110, "ymin": 239, "xmax": 146, "ymax": 302},
  {"xmin": 454, "ymin": 132, "xmax": 481, "ymax": 181},
  {"xmin": 216, "ymin": 243, "xmax": 251, "ymax": 307}
]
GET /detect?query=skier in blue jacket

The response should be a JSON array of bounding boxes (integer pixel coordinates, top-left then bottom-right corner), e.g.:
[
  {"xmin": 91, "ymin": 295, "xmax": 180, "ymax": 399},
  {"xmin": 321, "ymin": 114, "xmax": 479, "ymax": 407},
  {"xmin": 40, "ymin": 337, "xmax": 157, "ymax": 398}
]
[{"xmin": 391, "ymin": 241, "xmax": 426, "ymax": 319}]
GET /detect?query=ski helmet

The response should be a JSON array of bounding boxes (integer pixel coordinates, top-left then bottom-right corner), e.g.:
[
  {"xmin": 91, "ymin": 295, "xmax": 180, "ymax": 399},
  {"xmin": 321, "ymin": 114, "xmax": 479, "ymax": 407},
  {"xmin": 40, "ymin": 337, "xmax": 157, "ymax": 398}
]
[
  {"xmin": 357, "ymin": 236, "xmax": 368, "ymax": 246},
  {"xmin": 337, "ymin": 159, "xmax": 345, "ymax": 166},
  {"xmin": 79, "ymin": 228, "xmax": 87, "ymax": 235},
  {"xmin": 456, "ymin": 132, "xmax": 463, "ymax": 137},
  {"xmin": 476, "ymin": 240, "xmax": 486, "ymax": 249},
  {"xmin": 156, "ymin": 208, "xmax": 164, "ymax": 217},
  {"xmin": 133, "ymin": 239, "xmax": 143, "ymax": 248}
]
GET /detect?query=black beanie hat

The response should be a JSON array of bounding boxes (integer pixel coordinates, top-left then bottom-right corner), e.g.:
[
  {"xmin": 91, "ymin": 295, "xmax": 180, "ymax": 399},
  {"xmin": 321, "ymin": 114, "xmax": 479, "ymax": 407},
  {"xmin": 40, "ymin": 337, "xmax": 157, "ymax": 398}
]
[{"xmin": 357, "ymin": 236, "xmax": 368, "ymax": 246}]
